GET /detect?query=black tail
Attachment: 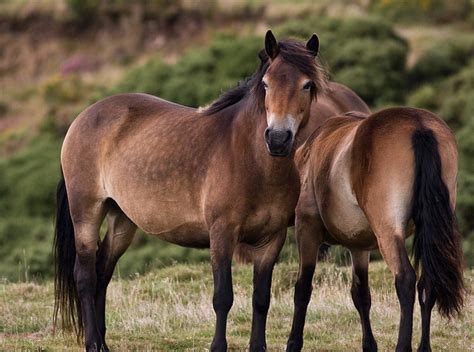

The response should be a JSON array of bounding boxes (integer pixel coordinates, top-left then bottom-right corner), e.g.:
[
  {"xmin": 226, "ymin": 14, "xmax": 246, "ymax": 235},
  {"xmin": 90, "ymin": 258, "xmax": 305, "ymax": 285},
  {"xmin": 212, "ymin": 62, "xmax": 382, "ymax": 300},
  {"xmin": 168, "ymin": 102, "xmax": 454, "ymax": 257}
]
[
  {"xmin": 53, "ymin": 174, "xmax": 82, "ymax": 339},
  {"xmin": 412, "ymin": 128, "xmax": 465, "ymax": 318}
]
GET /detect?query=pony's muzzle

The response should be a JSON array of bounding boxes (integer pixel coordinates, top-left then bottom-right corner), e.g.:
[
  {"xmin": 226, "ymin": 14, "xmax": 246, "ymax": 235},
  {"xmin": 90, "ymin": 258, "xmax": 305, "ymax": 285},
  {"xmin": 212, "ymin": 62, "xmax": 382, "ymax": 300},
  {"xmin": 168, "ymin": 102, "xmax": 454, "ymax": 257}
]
[{"xmin": 264, "ymin": 128, "xmax": 293, "ymax": 157}]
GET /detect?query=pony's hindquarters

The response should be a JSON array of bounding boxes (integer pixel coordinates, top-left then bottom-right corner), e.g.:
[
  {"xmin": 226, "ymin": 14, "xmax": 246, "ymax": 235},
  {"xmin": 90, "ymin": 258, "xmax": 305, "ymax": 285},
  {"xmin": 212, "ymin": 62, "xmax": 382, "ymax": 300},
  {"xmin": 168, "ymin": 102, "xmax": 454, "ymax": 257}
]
[
  {"xmin": 353, "ymin": 108, "xmax": 464, "ymax": 350},
  {"xmin": 411, "ymin": 127, "xmax": 464, "ymax": 318},
  {"xmin": 53, "ymin": 175, "xmax": 82, "ymax": 338}
]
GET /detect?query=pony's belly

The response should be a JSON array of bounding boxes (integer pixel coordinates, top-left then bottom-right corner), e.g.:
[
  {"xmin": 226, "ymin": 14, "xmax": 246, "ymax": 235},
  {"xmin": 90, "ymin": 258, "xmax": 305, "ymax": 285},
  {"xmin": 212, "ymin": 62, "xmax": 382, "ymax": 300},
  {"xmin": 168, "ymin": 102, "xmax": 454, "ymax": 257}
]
[
  {"xmin": 146, "ymin": 221, "xmax": 210, "ymax": 248},
  {"xmin": 329, "ymin": 197, "xmax": 369, "ymax": 234},
  {"xmin": 320, "ymin": 176, "xmax": 379, "ymax": 249},
  {"xmin": 135, "ymin": 211, "xmax": 210, "ymax": 247},
  {"xmin": 322, "ymin": 207, "xmax": 377, "ymax": 250},
  {"xmin": 113, "ymin": 195, "xmax": 210, "ymax": 246}
]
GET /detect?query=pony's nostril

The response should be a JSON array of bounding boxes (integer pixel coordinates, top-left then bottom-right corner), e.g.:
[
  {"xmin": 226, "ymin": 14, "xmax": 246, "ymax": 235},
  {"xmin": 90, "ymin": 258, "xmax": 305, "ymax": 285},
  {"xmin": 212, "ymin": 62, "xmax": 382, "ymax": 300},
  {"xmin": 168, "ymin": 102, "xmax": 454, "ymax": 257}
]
[
  {"xmin": 264, "ymin": 128, "xmax": 271, "ymax": 142},
  {"xmin": 285, "ymin": 131, "xmax": 293, "ymax": 143}
]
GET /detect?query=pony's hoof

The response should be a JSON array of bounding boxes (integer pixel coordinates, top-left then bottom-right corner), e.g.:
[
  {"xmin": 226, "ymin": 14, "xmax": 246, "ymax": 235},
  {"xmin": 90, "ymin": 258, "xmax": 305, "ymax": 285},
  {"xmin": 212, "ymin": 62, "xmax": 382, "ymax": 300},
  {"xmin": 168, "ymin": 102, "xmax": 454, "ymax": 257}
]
[
  {"xmin": 85, "ymin": 342, "xmax": 101, "ymax": 352},
  {"xmin": 210, "ymin": 340, "xmax": 227, "ymax": 352},
  {"xmin": 417, "ymin": 344, "xmax": 431, "ymax": 352},
  {"xmin": 395, "ymin": 345, "xmax": 412, "ymax": 352},
  {"xmin": 363, "ymin": 339, "xmax": 378, "ymax": 352},
  {"xmin": 286, "ymin": 339, "xmax": 303, "ymax": 352}
]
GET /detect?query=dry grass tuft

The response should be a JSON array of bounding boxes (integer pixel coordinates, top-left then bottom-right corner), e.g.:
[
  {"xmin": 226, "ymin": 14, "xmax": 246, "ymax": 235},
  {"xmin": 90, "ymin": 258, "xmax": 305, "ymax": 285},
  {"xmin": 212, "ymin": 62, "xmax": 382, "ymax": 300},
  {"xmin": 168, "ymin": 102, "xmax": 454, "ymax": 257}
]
[{"xmin": 1, "ymin": 261, "xmax": 473, "ymax": 351}]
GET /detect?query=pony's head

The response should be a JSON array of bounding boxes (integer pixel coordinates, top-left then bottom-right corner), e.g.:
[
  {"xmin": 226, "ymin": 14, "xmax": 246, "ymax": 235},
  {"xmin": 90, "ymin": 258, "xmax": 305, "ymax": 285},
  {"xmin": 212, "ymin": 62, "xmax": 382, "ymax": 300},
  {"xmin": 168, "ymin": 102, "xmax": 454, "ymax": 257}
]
[
  {"xmin": 201, "ymin": 30, "xmax": 326, "ymax": 157},
  {"xmin": 260, "ymin": 30, "xmax": 324, "ymax": 157}
]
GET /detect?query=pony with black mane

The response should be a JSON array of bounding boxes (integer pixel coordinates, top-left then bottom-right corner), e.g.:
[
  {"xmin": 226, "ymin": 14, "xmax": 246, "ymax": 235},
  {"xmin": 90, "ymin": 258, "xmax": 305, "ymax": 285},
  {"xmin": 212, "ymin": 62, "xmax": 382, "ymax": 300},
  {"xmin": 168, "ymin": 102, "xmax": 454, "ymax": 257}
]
[
  {"xmin": 54, "ymin": 30, "xmax": 332, "ymax": 352},
  {"xmin": 53, "ymin": 27, "xmax": 371, "ymax": 351}
]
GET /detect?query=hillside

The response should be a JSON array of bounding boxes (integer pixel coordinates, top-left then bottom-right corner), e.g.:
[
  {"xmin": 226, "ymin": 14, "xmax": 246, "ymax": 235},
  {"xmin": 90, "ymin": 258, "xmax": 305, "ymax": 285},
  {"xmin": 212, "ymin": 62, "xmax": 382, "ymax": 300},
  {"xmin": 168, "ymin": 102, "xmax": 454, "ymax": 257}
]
[{"xmin": 1, "ymin": 262, "xmax": 473, "ymax": 350}]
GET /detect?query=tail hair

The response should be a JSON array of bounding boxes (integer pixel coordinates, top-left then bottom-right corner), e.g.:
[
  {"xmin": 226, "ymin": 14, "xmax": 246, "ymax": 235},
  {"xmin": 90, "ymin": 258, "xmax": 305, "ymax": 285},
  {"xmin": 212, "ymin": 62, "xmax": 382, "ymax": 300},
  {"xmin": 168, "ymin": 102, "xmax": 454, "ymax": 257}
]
[
  {"xmin": 53, "ymin": 174, "xmax": 82, "ymax": 339},
  {"xmin": 411, "ymin": 128, "xmax": 465, "ymax": 318}
]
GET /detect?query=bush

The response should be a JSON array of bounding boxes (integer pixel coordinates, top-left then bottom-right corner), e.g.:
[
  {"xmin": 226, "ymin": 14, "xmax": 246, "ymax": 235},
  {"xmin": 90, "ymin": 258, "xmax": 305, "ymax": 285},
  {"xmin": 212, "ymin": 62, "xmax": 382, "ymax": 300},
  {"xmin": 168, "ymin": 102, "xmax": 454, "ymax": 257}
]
[
  {"xmin": 41, "ymin": 74, "xmax": 86, "ymax": 104},
  {"xmin": 409, "ymin": 36, "xmax": 474, "ymax": 87},
  {"xmin": 110, "ymin": 17, "xmax": 408, "ymax": 107},
  {"xmin": 65, "ymin": 0, "xmax": 204, "ymax": 25},
  {"xmin": 408, "ymin": 62, "xmax": 474, "ymax": 128},
  {"xmin": 0, "ymin": 100, "xmax": 8, "ymax": 117},
  {"xmin": 275, "ymin": 16, "xmax": 409, "ymax": 106},
  {"xmin": 370, "ymin": 0, "xmax": 472, "ymax": 23},
  {"xmin": 0, "ymin": 217, "xmax": 54, "ymax": 281},
  {"xmin": 109, "ymin": 34, "xmax": 262, "ymax": 107},
  {"xmin": 0, "ymin": 135, "xmax": 61, "ymax": 218}
]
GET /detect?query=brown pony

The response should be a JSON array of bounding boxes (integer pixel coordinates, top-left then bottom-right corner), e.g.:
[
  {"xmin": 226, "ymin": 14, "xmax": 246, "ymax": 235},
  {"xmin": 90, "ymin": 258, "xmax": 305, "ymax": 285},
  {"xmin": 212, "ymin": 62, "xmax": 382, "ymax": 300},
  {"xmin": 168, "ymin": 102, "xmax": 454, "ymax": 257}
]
[
  {"xmin": 53, "ymin": 31, "xmax": 327, "ymax": 351},
  {"xmin": 286, "ymin": 108, "xmax": 465, "ymax": 352}
]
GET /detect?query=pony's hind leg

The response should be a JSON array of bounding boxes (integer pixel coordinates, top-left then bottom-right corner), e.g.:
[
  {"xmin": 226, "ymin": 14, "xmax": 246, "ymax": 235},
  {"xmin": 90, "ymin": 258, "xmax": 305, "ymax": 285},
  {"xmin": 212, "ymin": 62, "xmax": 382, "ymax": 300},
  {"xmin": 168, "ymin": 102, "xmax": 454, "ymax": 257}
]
[
  {"xmin": 375, "ymin": 231, "xmax": 416, "ymax": 352},
  {"xmin": 95, "ymin": 200, "xmax": 137, "ymax": 350},
  {"xmin": 70, "ymin": 200, "xmax": 107, "ymax": 351},
  {"xmin": 350, "ymin": 249, "xmax": 377, "ymax": 352},
  {"xmin": 416, "ymin": 275, "xmax": 435, "ymax": 352}
]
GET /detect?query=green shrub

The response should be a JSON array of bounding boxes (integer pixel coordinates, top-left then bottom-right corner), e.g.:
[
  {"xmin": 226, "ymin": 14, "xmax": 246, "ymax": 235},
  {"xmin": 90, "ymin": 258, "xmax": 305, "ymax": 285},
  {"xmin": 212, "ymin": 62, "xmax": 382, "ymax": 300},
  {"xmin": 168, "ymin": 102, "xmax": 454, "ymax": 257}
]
[
  {"xmin": 0, "ymin": 100, "xmax": 8, "ymax": 117},
  {"xmin": 370, "ymin": 0, "xmax": 472, "ymax": 23},
  {"xmin": 0, "ymin": 135, "xmax": 61, "ymax": 218},
  {"xmin": 110, "ymin": 17, "xmax": 408, "ymax": 108},
  {"xmin": 107, "ymin": 17, "xmax": 408, "ymax": 108},
  {"xmin": 406, "ymin": 84, "xmax": 438, "ymax": 111},
  {"xmin": 41, "ymin": 75, "xmax": 86, "ymax": 104},
  {"xmin": 275, "ymin": 16, "xmax": 409, "ymax": 105},
  {"xmin": 109, "ymin": 34, "xmax": 262, "ymax": 107},
  {"xmin": 457, "ymin": 169, "xmax": 474, "ymax": 266},
  {"xmin": 0, "ymin": 217, "xmax": 54, "ymax": 281},
  {"xmin": 409, "ymin": 36, "xmax": 474, "ymax": 87},
  {"xmin": 408, "ymin": 62, "xmax": 474, "ymax": 128}
]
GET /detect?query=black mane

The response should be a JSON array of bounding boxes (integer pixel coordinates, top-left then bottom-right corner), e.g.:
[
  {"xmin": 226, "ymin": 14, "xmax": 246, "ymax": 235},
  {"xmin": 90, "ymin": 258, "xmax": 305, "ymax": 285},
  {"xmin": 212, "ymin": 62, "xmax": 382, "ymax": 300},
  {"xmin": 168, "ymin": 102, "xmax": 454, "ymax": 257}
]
[{"xmin": 201, "ymin": 39, "xmax": 327, "ymax": 116}]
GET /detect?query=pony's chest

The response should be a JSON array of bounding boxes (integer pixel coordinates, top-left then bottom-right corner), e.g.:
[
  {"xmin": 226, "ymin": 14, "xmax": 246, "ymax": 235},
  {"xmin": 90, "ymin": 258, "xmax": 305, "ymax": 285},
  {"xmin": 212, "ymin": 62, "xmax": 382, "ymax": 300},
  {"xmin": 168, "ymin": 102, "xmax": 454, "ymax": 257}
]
[{"xmin": 240, "ymin": 189, "xmax": 297, "ymax": 240}]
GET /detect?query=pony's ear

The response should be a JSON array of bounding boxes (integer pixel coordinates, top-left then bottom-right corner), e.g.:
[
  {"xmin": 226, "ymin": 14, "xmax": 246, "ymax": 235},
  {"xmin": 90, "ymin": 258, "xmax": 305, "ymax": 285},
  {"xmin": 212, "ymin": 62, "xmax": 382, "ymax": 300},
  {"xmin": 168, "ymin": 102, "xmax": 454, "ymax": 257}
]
[
  {"xmin": 265, "ymin": 30, "xmax": 279, "ymax": 60},
  {"xmin": 306, "ymin": 34, "xmax": 319, "ymax": 57}
]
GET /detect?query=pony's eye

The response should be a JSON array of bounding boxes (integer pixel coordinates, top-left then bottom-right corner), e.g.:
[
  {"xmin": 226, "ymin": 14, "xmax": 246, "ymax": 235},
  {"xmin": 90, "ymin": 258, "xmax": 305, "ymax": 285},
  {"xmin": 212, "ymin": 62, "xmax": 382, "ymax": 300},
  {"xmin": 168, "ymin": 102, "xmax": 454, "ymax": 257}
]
[
  {"xmin": 262, "ymin": 81, "xmax": 269, "ymax": 90},
  {"xmin": 303, "ymin": 81, "xmax": 313, "ymax": 91}
]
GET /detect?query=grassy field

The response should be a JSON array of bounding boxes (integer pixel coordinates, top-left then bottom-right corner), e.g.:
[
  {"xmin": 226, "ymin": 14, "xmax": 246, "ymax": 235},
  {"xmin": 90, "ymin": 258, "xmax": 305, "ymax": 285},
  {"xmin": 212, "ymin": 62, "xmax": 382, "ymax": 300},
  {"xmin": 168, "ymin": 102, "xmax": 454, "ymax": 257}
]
[{"xmin": 1, "ymin": 261, "xmax": 472, "ymax": 351}]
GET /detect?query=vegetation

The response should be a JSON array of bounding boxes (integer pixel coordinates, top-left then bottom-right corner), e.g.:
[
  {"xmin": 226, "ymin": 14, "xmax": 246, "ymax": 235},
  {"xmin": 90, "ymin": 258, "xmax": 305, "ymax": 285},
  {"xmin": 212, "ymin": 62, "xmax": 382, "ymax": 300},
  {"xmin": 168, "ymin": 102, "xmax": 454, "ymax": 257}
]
[
  {"xmin": 1, "ymin": 262, "xmax": 473, "ymax": 350},
  {"xmin": 0, "ymin": 1, "xmax": 473, "ymax": 350}
]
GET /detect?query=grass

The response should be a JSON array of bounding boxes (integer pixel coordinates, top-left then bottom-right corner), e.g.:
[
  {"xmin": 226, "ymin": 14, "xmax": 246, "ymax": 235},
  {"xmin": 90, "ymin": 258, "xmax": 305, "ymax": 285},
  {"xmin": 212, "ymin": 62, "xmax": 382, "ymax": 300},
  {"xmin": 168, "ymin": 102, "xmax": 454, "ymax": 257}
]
[{"xmin": 1, "ymin": 261, "xmax": 473, "ymax": 351}]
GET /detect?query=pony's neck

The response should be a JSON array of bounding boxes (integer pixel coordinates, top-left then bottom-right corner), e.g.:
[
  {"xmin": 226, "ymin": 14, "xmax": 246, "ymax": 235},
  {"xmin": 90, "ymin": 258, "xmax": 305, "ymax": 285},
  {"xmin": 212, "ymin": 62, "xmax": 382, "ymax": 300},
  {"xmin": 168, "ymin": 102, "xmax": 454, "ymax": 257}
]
[{"xmin": 234, "ymin": 99, "xmax": 295, "ymax": 183}]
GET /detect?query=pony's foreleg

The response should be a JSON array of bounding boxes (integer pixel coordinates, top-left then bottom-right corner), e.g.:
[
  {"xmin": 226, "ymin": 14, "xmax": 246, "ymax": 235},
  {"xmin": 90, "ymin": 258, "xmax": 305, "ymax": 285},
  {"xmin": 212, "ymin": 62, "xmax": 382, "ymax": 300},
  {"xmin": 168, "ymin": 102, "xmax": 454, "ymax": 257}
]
[
  {"xmin": 350, "ymin": 249, "xmax": 377, "ymax": 352},
  {"xmin": 286, "ymin": 214, "xmax": 323, "ymax": 352},
  {"xmin": 73, "ymin": 220, "xmax": 105, "ymax": 351},
  {"xmin": 95, "ymin": 206, "xmax": 136, "ymax": 351},
  {"xmin": 377, "ymin": 234, "xmax": 416, "ymax": 352},
  {"xmin": 249, "ymin": 231, "xmax": 286, "ymax": 352},
  {"xmin": 417, "ymin": 275, "xmax": 435, "ymax": 352},
  {"xmin": 209, "ymin": 223, "xmax": 237, "ymax": 352}
]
